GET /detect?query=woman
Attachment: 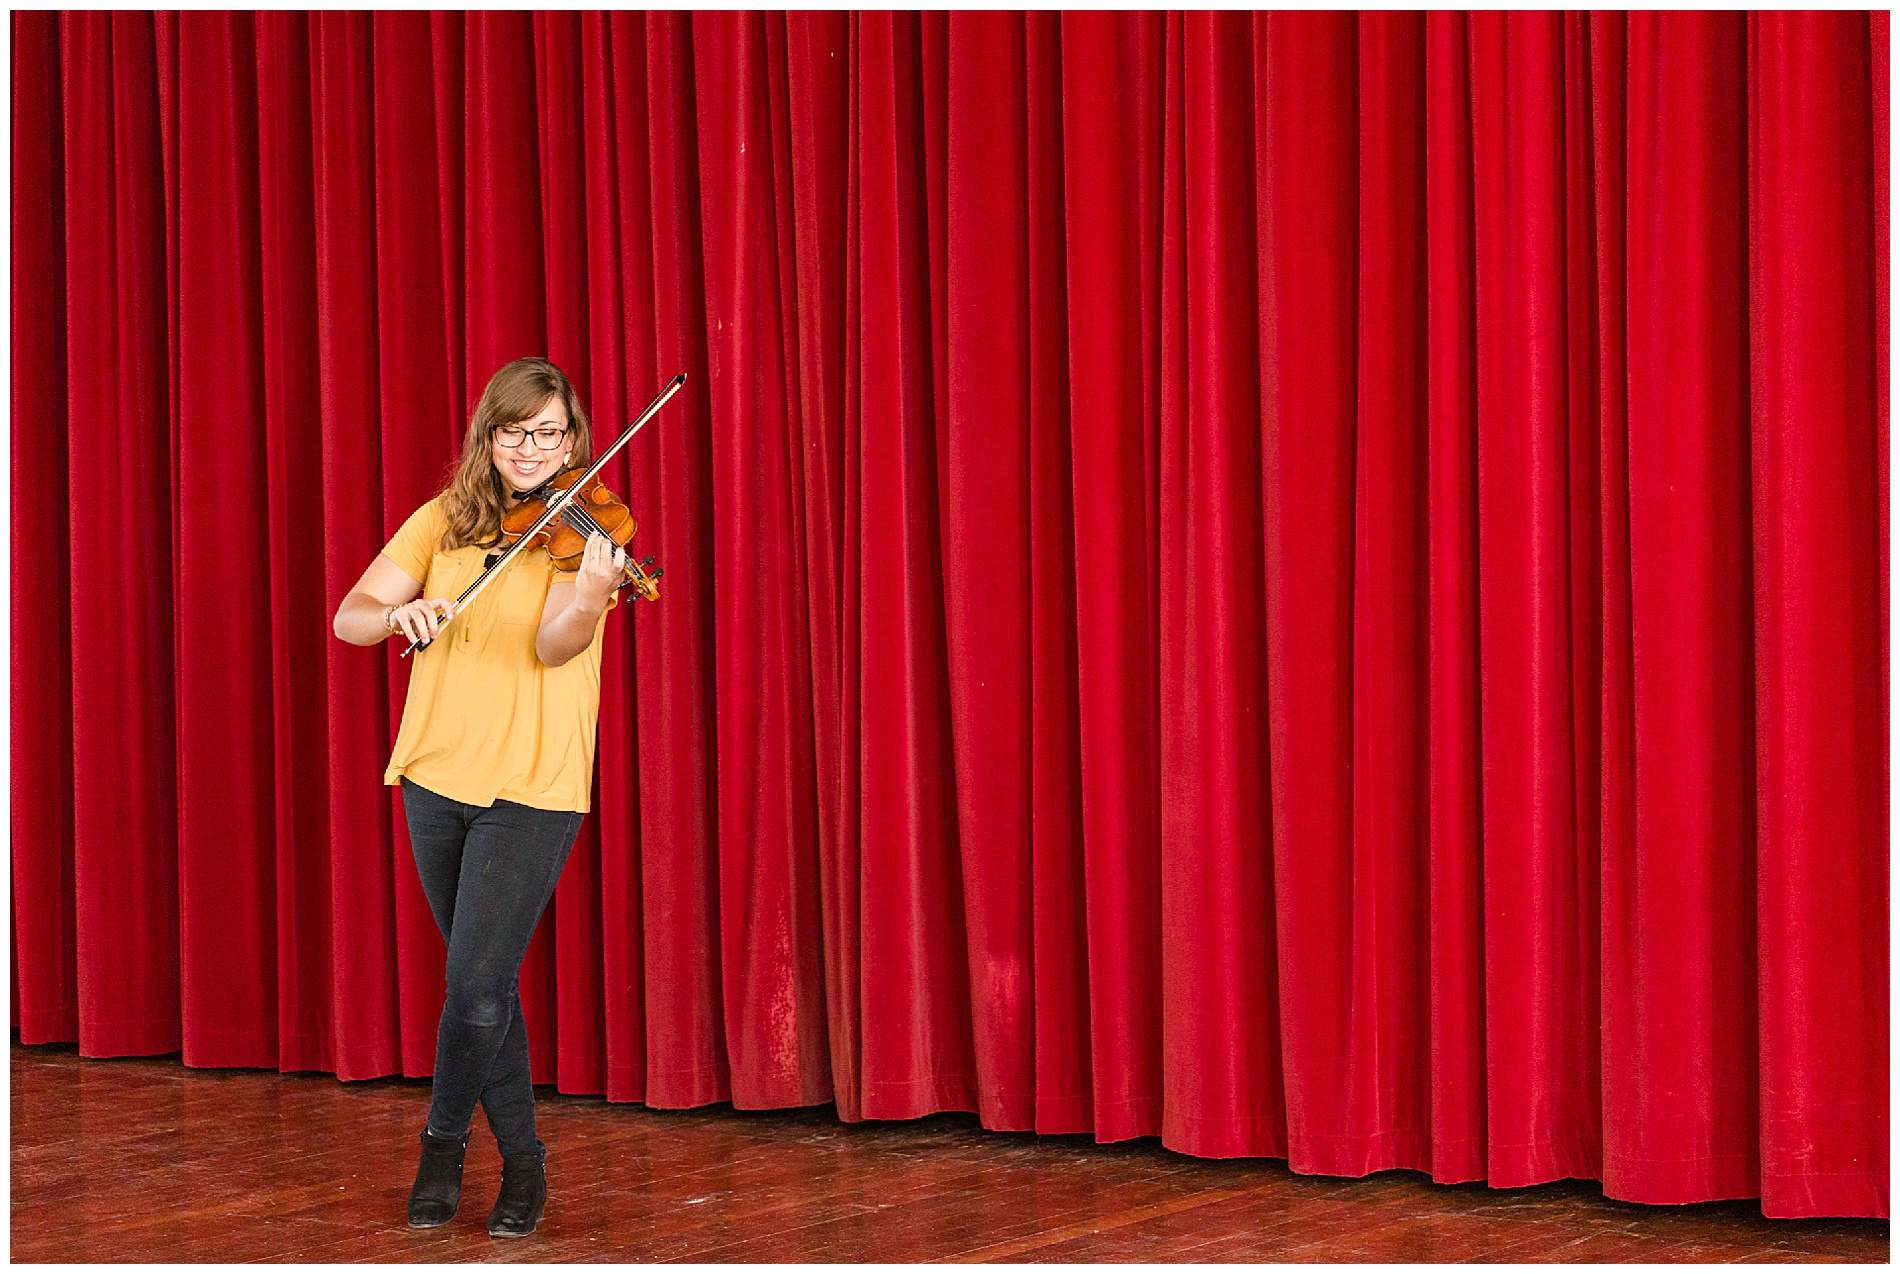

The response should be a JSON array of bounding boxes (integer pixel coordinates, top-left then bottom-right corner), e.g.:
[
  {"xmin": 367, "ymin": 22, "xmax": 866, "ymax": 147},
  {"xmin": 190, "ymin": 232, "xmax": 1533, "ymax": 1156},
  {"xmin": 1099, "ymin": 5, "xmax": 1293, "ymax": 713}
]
[{"xmin": 332, "ymin": 357, "xmax": 631, "ymax": 1238}]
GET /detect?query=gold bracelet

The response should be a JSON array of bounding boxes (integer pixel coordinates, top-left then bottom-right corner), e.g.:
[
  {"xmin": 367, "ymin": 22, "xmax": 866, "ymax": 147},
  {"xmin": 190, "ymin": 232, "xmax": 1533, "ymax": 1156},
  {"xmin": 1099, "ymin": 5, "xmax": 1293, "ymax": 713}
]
[{"xmin": 383, "ymin": 604, "xmax": 398, "ymax": 633}]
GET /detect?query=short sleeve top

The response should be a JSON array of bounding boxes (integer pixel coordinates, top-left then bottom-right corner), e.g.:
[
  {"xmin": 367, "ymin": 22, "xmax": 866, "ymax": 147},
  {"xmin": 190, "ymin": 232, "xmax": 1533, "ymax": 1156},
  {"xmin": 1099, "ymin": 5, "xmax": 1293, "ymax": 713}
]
[{"xmin": 379, "ymin": 498, "xmax": 616, "ymax": 813}]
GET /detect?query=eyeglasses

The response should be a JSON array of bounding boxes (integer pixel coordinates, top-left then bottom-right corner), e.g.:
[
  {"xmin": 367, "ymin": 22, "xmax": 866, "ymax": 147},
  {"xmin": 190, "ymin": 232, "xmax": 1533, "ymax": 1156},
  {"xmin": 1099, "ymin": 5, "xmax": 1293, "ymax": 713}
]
[{"xmin": 494, "ymin": 424, "xmax": 569, "ymax": 451}]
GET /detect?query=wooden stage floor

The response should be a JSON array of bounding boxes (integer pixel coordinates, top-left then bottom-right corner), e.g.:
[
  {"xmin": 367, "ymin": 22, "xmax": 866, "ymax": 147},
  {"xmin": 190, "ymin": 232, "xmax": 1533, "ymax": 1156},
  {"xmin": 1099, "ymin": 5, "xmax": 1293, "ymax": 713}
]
[{"xmin": 10, "ymin": 1042, "xmax": 1888, "ymax": 1263}]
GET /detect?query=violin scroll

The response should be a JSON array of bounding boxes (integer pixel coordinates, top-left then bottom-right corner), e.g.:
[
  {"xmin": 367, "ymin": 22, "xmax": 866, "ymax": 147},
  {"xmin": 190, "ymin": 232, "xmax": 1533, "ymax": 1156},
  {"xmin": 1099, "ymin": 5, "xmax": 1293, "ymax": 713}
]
[{"xmin": 624, "ymin": 554, "xmax": 662, "ymax": 602}]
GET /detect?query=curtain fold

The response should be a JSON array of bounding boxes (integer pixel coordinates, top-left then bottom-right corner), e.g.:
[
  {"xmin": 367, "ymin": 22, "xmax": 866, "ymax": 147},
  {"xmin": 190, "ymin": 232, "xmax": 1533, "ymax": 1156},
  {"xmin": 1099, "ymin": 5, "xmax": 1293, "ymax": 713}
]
[{"xmin": 11, "ymin": 10, "xmax": 1886, "ymax": 1219}]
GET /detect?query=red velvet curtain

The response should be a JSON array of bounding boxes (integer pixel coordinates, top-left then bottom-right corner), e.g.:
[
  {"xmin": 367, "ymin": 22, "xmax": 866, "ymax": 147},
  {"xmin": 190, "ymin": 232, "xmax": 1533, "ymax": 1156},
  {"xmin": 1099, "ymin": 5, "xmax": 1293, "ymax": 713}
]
[{"xmin": 10, "ymin": 11, "xmax": 1886, "ymax": 1219}]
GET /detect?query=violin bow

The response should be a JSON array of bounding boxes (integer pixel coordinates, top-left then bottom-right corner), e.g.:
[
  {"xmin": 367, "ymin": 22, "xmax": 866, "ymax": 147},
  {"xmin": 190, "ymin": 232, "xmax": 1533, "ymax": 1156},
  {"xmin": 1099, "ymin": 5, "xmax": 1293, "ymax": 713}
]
[{"xmin": 400, "ymin": 372, "xmax": 686, "ymax": 659}]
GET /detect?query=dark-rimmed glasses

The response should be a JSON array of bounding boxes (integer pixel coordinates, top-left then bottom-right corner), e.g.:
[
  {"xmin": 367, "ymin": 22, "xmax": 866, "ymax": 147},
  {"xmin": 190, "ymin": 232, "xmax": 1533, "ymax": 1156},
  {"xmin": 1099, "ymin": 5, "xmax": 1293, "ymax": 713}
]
[{"xmin": 494, "ymin": 424, "xmax": 569, "ymax": 451}]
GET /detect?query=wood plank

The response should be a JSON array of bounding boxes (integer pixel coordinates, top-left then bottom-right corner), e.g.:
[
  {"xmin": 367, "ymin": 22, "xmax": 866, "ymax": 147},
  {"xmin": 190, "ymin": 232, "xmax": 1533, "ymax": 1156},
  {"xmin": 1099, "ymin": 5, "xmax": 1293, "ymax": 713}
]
[{"xmin": 9, "ymin": 1042, "xmax": 1887, "ymax": 1263}]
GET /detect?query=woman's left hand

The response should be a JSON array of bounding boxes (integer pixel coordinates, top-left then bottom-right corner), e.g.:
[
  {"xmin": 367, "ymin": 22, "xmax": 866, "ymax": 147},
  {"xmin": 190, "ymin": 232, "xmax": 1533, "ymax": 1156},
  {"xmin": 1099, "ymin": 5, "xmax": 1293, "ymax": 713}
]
[{"xmin": 574, "ymin": 532, "xmax": 629, "ymax": 613}]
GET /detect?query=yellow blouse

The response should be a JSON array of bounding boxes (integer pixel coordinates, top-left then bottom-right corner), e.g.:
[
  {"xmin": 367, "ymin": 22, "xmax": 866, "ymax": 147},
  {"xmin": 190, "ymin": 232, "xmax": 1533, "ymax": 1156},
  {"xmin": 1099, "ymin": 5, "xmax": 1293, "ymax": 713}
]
[{"xmin": 380, "ymin": 498, "xmax": 616, "ymax": 813}]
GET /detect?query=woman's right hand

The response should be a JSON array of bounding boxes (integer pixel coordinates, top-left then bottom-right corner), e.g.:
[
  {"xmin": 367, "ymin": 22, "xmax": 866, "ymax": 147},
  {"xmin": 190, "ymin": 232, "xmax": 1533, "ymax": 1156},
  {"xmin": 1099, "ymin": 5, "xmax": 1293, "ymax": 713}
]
[
  {"xmin": 334, "ymin": 553, "xmax": 431, "ymax": 647},
  {"xmin": 388, "ymin": 598, "xmax": 457, "ymax": 646}
]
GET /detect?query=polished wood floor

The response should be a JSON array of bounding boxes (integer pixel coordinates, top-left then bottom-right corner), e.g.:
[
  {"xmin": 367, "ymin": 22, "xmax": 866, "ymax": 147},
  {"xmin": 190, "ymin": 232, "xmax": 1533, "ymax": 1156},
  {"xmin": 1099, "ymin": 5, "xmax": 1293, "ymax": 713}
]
[{"xmin": 10, "ymin": 1041, "xmax": 1887, "ymax": 1263}]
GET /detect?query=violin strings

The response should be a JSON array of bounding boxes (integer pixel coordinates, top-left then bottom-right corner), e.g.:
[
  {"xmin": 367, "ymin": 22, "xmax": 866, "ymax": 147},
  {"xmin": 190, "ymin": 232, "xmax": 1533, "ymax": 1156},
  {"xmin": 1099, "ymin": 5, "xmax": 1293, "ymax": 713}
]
[
  {"xmin": 561, "ymin": 505, "xmax": 606, "ymax": 539},
  {"xmin": 558, "ymin": 503, "xmax": 644, "ymax": 579}
]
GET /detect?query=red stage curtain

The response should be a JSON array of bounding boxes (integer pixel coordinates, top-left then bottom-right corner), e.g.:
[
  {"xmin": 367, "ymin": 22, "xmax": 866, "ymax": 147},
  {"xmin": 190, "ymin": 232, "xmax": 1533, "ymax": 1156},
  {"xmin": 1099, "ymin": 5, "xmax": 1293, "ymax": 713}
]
[{"xmin": 10, "ymin": 11, "xmax": 1886, "ymax": 1219}]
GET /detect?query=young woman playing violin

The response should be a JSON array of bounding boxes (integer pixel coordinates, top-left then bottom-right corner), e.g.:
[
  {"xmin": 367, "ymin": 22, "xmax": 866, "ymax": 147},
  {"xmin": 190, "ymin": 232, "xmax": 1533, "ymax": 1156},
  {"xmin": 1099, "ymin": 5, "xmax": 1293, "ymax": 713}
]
[{"xmin": 332, "ymin": 356, "xmax": 633, "ymax": 1238}]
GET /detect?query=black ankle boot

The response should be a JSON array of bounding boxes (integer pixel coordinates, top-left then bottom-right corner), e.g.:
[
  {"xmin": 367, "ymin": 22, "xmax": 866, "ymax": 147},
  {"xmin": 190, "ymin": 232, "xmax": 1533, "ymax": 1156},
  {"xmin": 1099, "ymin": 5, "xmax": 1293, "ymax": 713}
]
[
  {"xmin": 406, "ymin": 1127, "xmax": 468, "ymax": 1228},
  {"xmin": 487, "ymin": 1141, "xmax": 547, "ymax": 1238}
]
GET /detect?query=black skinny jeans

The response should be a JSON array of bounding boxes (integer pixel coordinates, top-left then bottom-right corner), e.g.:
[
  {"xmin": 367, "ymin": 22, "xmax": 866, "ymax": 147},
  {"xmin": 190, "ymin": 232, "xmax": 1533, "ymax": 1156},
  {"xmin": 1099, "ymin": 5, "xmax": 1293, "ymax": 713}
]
[{"xmin": 401, "ymin": 778, "xmax": 584, "ymax": 1159}]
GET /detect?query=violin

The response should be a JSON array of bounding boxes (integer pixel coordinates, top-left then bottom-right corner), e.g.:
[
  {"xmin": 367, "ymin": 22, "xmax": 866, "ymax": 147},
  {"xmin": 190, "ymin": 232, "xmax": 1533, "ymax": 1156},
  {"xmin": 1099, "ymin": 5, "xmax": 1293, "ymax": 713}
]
[
  {"xmin": 401, "ymin": 373, "xmax": 685, "ymax": 658},
  {"xmin": 500, "ymin": 465, "xmax": 661, "ymax": 602}
]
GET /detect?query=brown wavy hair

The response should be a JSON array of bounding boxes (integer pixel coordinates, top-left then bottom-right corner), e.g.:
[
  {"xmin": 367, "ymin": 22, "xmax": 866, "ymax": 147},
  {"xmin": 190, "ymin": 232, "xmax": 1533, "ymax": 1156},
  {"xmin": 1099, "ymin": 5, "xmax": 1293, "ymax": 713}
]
[{"xmin": 438, "ymin": 357, "xmax": 593, "ymax": 551}]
